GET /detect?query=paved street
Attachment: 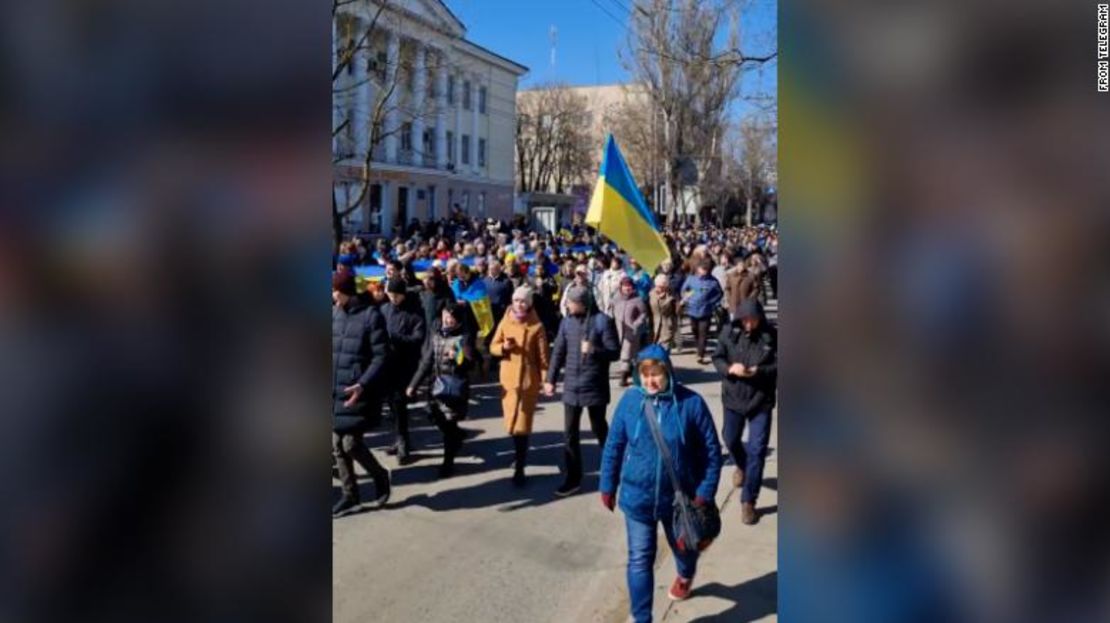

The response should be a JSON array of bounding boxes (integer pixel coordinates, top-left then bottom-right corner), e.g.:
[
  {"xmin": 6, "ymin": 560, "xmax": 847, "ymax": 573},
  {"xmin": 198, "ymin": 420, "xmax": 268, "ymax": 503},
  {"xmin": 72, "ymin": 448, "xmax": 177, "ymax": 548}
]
[{"xmin": 333, "ymin": 344, "xmax": 777, "ymax": 623}]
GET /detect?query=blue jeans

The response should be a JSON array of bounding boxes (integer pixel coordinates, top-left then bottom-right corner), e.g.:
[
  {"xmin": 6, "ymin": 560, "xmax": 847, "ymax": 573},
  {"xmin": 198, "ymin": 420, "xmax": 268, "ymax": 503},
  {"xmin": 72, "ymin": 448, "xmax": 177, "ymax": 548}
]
[
  {"xmin": 722, "ymin": 409, "xmax": 772, "ymax": 503},
  {"xmin": 625, "ymin": 513, "xmax": 699, "ymax": 623}
]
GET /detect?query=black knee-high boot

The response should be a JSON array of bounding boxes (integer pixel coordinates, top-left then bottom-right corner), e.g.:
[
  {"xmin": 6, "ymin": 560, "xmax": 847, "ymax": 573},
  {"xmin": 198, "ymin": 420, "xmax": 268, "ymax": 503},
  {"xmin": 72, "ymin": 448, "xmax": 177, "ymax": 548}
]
[
  {"xmin": 512, "ymin": 434, "xmax": 529, "ymax": 486},
  {"xmin": 441, "ymin": 420, "xmax": 462, "ymax": 477}
]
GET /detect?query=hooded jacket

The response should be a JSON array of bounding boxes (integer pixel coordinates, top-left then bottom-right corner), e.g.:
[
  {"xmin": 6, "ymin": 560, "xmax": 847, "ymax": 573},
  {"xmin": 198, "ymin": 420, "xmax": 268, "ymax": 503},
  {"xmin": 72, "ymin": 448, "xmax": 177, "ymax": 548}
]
[
  {"xmin": 599, "ymin": 344, "xmax": 723, "ymax": 523},
  {"xmin": 711, "ymin": 299, "xmax": 777, "ymax": 415}
]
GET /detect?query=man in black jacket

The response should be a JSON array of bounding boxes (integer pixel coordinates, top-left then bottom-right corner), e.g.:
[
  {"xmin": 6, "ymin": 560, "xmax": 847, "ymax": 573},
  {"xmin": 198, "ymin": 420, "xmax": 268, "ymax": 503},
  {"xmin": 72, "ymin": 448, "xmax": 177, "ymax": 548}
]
[
  {"xmin": 543, "ymin": 285, "xmax": 620, "ymax": 497},
  {"xmin": 711, "ymin": 298, "xmax": 777, "ymax": 525},
  {"xmin": 332, "ymin": 271, "xmax": 392, "ymax": 517},
  {"xmin": 484, "ymin": 259, "xmax": 514, "ymax": 328},
  {"xmin": 381, "ymin": 278, "xmax": 426, "ymax": 463}
]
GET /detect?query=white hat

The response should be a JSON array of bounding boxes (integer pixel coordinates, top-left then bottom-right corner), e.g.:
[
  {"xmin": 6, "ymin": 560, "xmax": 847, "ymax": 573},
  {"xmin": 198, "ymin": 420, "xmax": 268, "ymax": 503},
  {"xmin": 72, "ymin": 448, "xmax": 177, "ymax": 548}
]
[{"xmin": 511, "ymin": 285, "xmax": 535, "ymax": 307}]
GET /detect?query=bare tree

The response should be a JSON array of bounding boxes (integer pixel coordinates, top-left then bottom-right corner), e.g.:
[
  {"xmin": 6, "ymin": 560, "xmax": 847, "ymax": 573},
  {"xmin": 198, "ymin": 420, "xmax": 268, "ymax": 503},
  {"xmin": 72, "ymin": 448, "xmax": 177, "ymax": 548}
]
[
  {"xmin": 601, "ymin": 87, "xmax": 665, "ymax": 196},
  {"xmin": 515, "ymin": 84, "xmax": 594, "ymax": 194},
  {"xmin": 332, "ymin": 0, "xmax": 439, "ymax": 246},
  {"xmin": 622, "ymin": 0, "xmax": 776, "ymax": 225},
  {"xmin": 733, "ymin": 115, "xmax": 776, "ymax": 225}
]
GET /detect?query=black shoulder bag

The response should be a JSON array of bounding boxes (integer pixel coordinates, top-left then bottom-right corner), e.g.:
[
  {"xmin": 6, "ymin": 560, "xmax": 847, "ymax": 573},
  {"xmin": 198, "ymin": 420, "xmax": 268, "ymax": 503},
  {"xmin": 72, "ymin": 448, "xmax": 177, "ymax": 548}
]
[{"xmin": 642, "ymin": 397, "xmax": 721, "ymax": 552}]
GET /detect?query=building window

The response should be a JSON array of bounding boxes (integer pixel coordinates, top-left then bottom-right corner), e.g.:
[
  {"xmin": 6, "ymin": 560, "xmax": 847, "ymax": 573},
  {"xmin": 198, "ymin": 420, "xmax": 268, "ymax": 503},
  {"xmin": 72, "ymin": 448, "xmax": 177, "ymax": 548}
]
[
  {"xmin": 371, "ymin": 120, "xmax": 383, "ymax": 148},
  {"xmin": 401, "ymin": 122, "xmax": 412, "ymax": 151},
  {"xmin": 371, "ymin": 50, "xmax": 387, "ymax": 82},
  {"xmin": 479, "ymin": 86, "xmax": 487, "ymax": 114},
  {"xmin": 463, "ymin": 80, "xmax": 471, "ymax": 110},
  {"xmin": 338, "ymin": 16, "xmax": 356, "ymax": 76},
  {"xmin": 423, "ymin": 129, "xmax": 433, "ymax": 156},
  {"xmin": 478, "ymin": 138, "xmax": 486, "ymax": 167},
  {"xmin": 447, "ymin": 75, "xmax": 455, "ymax": 105},
  {"xmin": 461, "ymin": 190, "xmax": 470, "ymax": 213},
  {"xmin": 461, "ymin": 134, "xmax": 470, "ymax": 164},
  {"xmin": 477, "ymin": 191, "xmax": 486, "ymax": 217},
  {"xmin": 446, "ymin": 131, "xmax": 455, "ymax": 163}
]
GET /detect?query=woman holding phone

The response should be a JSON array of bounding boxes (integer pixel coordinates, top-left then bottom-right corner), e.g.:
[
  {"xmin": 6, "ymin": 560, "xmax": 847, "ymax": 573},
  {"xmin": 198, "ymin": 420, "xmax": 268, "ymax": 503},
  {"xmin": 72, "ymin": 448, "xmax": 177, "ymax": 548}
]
[{"xmin": 490, "ymin": 285, "xmax": 550, "ymax": 486}]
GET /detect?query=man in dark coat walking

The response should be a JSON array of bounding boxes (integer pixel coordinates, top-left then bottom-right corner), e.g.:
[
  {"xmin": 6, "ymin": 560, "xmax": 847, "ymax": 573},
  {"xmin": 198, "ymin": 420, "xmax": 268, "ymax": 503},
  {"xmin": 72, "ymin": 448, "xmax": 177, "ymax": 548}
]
[
  {"xmin": 381, "ymin": 278, "xmax": 426, "ymax": 463},
  {"xmin": 332, "ymin": 271, "xmax": 392, "ymax": 517},
  {"xmin": 543, "ymin": 285, "xmax": 620, "ymax": 496},
  {"xmin": 711, "ymin": 298, "xmax": 777, "ymax": 525},
  {"xmin": 484, "ymin": 259, "xmax": 514, "ymax": 327}
]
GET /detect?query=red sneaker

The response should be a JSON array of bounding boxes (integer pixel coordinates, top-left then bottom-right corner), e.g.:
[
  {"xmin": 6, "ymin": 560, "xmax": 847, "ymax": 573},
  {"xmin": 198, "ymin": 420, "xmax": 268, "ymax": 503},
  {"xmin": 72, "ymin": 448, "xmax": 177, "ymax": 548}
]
[{"xmin": 668, "ymin": 576, "xmax": 693, "ymax": 601}]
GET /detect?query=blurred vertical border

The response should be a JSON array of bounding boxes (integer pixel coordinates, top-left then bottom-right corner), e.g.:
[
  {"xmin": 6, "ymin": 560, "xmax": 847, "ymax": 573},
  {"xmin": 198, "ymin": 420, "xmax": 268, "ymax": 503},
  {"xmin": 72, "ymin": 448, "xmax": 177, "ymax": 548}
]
[
  {"xmin": 0, "ymin": 0, "xmax": 331, "ymax": 621},
  {"xmin": 780, "ymin": 1, "xmax": 1110, "ymax": 622}
]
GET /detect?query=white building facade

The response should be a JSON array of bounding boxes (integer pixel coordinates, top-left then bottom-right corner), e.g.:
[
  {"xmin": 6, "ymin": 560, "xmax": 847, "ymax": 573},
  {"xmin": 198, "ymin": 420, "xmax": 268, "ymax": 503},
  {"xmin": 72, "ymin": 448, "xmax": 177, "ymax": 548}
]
[{"xmin": 333, "ymin": 0, "xmax": 527, "ymax": 236}]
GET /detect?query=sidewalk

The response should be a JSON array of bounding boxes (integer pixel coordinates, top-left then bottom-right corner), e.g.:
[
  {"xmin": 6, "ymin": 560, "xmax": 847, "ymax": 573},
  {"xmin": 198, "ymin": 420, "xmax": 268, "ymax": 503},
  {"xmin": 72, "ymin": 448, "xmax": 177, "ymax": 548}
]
[{"xmin": 650, "ymin": 365, "xmax": 778, "ymax": 623}]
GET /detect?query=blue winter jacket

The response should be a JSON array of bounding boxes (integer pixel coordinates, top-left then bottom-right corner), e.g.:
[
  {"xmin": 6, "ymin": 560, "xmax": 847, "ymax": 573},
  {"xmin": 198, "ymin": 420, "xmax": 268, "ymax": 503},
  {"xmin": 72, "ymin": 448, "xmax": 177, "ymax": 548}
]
[
  {"xmin": 599, "ymin": 344, "xmax": 723, "ymax": 523},
  {"xmin": 681, "ymin": 274, "xmax": 724, "ymax": 320}
]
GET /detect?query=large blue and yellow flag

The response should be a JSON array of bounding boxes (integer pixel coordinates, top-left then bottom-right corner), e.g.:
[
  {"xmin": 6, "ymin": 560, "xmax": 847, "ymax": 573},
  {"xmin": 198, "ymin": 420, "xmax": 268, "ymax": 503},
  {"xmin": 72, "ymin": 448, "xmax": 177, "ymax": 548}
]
[
  {"xmin": 585, "ymin": 134, "xmax": 670, "ymax": 272},
  {"xmin": 456, "ymin": 278, "xmax": 494, "ymax": 338}
]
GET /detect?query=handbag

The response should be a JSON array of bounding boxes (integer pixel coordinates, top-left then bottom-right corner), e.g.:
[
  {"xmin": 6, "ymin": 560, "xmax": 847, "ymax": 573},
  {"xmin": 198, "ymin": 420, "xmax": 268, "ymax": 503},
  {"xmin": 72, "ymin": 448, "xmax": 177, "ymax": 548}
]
[
  {"xmin": 431, "ymin": 375, "xmax": 466, "ymax": 402},
  {"xmin": 642, "ymin": 398, "xmax": 721, "ymax": 552}
]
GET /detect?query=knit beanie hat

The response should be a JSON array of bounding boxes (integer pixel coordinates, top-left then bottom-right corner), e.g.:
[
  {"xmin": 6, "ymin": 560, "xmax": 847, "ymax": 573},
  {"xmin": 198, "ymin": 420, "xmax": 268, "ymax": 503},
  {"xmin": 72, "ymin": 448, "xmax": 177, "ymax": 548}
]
[{"xmin": 332, "ymin": 270, "xmax": 356, "ymax": 295}]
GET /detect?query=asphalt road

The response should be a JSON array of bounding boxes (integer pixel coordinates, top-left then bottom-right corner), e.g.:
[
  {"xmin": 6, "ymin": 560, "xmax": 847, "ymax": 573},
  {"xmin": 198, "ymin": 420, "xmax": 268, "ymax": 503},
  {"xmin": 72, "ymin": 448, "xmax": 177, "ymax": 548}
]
[{"xmin": 333, "ymin": 346, "xmax": 777, "ymax": 623}]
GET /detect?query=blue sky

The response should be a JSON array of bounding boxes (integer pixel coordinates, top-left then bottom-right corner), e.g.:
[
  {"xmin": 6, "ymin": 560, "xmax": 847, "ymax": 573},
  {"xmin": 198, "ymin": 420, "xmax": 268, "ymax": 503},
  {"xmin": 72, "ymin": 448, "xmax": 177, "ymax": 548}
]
[{"xmin": 449, "ymin": 0, "xmax": 777, "ymax": 121}]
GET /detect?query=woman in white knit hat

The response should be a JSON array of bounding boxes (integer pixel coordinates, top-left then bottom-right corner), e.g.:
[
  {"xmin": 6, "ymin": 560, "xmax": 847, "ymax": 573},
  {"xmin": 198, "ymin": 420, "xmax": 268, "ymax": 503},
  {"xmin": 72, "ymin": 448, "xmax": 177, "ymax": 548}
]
[{"xmin": 490, "ymin": 285, "xmax": 551, "ymax": 486}]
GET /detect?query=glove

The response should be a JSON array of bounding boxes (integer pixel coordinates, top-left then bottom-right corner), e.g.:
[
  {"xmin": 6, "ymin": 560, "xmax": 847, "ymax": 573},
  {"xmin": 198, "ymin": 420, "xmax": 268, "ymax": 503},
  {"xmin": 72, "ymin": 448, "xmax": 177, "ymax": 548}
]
[{"xmin": 600, "ymin": 492, "xmax": 615, "ymax": 512}]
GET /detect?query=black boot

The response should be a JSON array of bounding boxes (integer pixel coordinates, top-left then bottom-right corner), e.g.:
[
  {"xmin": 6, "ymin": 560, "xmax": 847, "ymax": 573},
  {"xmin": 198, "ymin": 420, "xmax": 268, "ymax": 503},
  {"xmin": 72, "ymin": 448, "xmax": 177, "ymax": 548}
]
[
  {"xmin": 394, "ymin": 438, "xmax": 411, "ymax": 465},
  {"xmin": 332, "ymin": 494, "xmax": 360, "ymax": 518},
  {"xmin": 512, "ymin": 435, "xmax": 528, "ymax": 486},
  {"xmin": 439, "ymin": 427, "xmax": 460, "ymax": 478},
  {"xmin": 372, "ymin": 471, "xmax": 391, "ymax": 508}
]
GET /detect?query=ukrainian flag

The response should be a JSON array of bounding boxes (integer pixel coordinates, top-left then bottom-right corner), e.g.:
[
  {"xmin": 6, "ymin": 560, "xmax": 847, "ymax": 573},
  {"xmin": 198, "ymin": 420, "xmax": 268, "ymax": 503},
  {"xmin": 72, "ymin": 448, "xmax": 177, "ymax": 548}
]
[
  {"xmin": 352, "ymin": 265, "xmax": 386, "ymax": 293},
  {"xmin": 585, "ymin": 135, "xmax": 670, "ymax": 272},
  {"xmin": 458, "ymin": 279, "xmax": 494, "ymax": 338}
]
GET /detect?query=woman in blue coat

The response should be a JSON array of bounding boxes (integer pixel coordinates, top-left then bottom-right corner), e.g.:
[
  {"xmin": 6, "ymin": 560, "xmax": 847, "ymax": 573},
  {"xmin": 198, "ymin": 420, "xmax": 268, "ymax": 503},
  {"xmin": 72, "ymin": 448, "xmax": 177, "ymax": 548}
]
[
  {"xmin": 599, "ymin": 344, "xmax": 723, "ymax": 623},
  {"xmin": 680, "ymin": 259, "xmax": 724, "ymax": 364}
]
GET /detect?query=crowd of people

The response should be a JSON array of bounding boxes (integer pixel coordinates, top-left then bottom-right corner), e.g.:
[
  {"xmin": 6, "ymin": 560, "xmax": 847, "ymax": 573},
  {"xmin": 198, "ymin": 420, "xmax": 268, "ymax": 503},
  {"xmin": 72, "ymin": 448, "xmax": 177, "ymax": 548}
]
[{"xmin": 331, "ymin": 213, "xmax": 777, "ymax": 623}]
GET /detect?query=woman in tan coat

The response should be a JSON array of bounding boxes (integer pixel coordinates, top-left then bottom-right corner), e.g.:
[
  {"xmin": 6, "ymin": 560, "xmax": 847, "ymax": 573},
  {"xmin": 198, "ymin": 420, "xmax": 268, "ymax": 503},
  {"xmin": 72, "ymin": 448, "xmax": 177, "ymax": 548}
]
[
  {"xmin": 649, "ymin": 273, "xmax": 679, "ymax": 353},
  {"xmin": 490, "ymin": 285, "xmax": 550, "ymax": 485}
]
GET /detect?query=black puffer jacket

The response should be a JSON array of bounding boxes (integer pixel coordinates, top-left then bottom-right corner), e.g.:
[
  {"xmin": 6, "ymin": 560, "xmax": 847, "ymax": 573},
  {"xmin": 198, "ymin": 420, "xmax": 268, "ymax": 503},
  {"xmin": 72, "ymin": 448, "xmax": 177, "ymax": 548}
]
[
  {"xmin": 381, "ymin": 296, "xmax": 426, "ymax": 380},
  {"xmin": 546, "ymin": 310, "xmax": 621, "ymax": 407},
  {"xmin": 332, "ymin": 298, "xmax": 389, "ymax": 422},
  {"xmin": 711, "ymin": 299, "xmax": 777, "ymax": 415}
]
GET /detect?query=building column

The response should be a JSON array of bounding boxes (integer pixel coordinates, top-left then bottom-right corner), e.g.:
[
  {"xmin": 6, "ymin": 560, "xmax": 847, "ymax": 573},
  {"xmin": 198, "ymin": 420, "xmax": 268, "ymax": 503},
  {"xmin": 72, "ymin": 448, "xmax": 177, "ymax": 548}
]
[
  {"xmin": 454, "ymin": 69, "xmax": 464, "ymax": 168},
  {"xmin": 352, "ymin": 19, "xmax": 371, "ymax": 159},
  {"xmin": 435, "ymin": 50, "xmax": 448, "ymax": 170},
  {"xmin": 383, "ymin": 31, "xmax": 400, "ymax": 164},
  {"xmin": 379, "ymin": 181, "xmax": 392, "ymax": 235},
  {"xmin": 470, "ymin": 74, "xmax": 480, "ymax": 173},
  {"xmin": 411, "ymin": 44, "xmax": 427, "ymax": 167}
]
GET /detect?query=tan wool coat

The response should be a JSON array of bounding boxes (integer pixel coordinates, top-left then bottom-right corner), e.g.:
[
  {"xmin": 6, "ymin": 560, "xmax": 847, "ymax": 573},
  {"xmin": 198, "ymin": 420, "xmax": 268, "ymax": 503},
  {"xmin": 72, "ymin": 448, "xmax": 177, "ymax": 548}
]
[
  {"xmin": 490, "ymin": 309, "xmax": 550, "ymax": 435},
  {"xmin": 649, "ymin": 289, "xmax": 679, "ymax": 349}
]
